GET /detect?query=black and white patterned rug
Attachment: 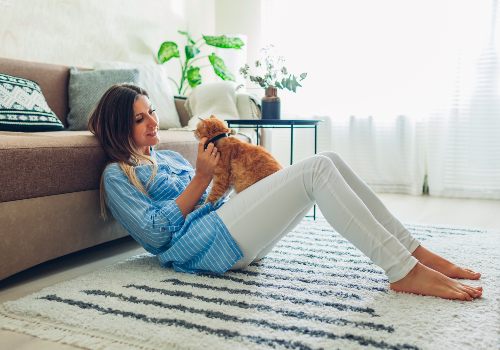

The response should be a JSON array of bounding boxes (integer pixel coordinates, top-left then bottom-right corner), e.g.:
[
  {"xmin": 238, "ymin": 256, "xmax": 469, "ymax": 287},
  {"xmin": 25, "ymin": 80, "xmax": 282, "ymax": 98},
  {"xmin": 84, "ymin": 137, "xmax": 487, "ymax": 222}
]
[{"xmin": 0, "ymin": 218, "xmax": 498, "ymax": 350}]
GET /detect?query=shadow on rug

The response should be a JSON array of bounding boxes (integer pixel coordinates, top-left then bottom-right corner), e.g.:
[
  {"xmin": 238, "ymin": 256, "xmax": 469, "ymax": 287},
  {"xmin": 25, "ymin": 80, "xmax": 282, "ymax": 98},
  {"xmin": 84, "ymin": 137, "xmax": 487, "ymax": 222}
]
[{"xmin": 1, "ymin": 217, "xmax": 498, "ymax": 350}]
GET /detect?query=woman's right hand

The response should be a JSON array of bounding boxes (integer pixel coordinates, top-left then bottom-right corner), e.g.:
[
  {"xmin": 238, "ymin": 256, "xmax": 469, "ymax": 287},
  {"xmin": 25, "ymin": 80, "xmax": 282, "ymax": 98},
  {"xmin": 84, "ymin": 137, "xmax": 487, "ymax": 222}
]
[
  {"xmin": 195, "ymin": 137, "xmax": 220, "ymax": 182},
  {"xmin": 176, "ymin": 138, "xmax": 220, "ymax": 217}
]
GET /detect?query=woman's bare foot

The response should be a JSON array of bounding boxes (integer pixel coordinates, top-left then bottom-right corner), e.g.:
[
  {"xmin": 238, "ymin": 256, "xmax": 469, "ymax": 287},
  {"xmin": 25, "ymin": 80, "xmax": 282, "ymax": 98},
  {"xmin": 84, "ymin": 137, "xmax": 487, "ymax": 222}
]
[
  {"xmin": 412, "ymin": 245, "xmax": 481, "ymax": 280},
  {"xmin": 390, "ymin": 262, "xmax": 483, "ymax": 301}
]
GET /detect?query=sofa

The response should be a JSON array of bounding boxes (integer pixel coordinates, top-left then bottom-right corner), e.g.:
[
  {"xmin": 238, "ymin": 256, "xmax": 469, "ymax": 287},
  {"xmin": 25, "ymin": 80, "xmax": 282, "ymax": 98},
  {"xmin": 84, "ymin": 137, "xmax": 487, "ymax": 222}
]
[{"xmin": 0, "ymin": 57, "xmax": 208, "ymax": 281}]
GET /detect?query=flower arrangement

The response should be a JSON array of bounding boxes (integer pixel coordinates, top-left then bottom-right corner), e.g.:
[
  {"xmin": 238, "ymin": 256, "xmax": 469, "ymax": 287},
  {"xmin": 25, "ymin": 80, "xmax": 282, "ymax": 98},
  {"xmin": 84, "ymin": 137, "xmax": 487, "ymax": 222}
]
[
  {"xmin": 157, "ymin": 30, "xmax": 244, "ymax": 95},
  {"xmin": 239, "ymin": 46, "xmax": 307, "ymax": 93}
]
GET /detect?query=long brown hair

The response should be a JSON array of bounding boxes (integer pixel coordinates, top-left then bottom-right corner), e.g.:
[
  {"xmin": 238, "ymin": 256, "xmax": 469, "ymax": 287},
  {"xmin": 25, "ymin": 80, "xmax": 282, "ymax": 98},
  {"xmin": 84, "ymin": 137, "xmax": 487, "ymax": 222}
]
[{"xmin": 88, "ymin": 83, "xmax": 157, "ymax": 219}]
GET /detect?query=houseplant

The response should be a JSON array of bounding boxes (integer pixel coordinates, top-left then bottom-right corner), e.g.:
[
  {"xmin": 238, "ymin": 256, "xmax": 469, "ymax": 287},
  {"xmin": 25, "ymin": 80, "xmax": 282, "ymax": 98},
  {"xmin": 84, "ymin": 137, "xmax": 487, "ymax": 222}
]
[
  {"xmin": 239, "ymin": 46, "xmax": 307, "ymax": 119},
  {"xmin": 157, "ymin": 30, "xmax": 244, "ymax": 95}
]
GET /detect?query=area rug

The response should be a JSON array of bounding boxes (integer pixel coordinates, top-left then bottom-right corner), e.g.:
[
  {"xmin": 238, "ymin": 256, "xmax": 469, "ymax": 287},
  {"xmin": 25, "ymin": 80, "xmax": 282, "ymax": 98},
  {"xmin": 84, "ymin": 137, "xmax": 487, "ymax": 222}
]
[{"xmin": 0, "ymin": 218, "xmax": 498, "ymax": 350}]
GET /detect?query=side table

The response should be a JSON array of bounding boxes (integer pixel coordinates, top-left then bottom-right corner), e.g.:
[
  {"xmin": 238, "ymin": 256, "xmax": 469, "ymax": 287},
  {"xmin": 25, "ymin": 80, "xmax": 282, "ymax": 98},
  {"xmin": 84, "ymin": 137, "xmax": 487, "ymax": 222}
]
[{"xmin": 226, "ymin": 119, "xmax": 322, "ymax": 219}]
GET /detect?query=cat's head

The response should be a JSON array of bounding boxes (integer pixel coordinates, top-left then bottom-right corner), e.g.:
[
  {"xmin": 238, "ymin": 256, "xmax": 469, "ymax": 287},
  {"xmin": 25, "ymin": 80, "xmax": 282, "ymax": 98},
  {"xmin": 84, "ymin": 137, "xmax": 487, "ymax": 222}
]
[{"xmin": 194, "ymin": 115, "xmax": 231, "ymax": 141}]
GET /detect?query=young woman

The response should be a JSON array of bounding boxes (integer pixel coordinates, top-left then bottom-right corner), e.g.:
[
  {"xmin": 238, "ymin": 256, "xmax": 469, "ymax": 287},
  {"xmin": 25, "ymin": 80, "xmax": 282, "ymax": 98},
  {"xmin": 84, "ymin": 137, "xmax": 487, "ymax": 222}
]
[{"xmin": 89, "ymin": 83, "xmax": 483, "ymax": 301}]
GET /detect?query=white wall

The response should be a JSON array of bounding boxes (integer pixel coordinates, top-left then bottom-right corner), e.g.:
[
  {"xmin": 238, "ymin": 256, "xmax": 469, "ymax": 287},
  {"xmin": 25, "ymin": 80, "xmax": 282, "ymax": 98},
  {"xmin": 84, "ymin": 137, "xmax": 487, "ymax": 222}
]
[
  {"xmin": 0, "ymin": 0, "xmax": 215, "ymax": 78},
  {"xmin": 214, "ymin": 0, "xmax": 263, "ymax": 80}
]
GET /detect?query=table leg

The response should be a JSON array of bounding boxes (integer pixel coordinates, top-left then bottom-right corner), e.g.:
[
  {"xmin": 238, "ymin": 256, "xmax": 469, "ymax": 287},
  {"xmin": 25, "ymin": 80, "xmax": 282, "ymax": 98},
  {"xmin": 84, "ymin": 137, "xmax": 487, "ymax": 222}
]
[{"xmin": 314, "ymin": 124, "xmax": 318, "ymax": 220}]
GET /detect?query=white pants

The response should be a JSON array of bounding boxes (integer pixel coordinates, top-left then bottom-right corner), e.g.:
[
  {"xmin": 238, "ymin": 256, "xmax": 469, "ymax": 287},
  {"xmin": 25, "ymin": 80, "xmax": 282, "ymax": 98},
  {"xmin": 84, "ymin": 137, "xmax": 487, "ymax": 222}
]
[{"xmin": 216, "ymin": 152, "xmax": 420, "ymax": 283}]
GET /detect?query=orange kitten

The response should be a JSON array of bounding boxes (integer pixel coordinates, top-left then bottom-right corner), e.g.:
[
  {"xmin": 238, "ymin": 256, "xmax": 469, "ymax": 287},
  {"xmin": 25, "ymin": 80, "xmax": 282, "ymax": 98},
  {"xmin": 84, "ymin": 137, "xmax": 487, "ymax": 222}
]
[{"xmin": 194, "ymin": 116, "xmax": 283, "ymax": 203}]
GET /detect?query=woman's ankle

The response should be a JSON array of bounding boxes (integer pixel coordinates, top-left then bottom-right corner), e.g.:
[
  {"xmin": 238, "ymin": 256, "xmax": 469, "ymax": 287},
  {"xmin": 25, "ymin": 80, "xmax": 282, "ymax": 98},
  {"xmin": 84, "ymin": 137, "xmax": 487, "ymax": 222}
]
[{"xmin": 391, "ymin": 262, "xmax": 421, "ymax": 285}]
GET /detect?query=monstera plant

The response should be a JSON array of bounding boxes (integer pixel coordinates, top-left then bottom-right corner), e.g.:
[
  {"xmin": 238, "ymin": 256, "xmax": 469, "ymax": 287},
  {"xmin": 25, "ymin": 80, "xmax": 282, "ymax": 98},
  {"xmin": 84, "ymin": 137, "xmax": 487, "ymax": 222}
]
[{"xmin": 158, "ymin": 30, "xmax": 244, "ymax": 95}]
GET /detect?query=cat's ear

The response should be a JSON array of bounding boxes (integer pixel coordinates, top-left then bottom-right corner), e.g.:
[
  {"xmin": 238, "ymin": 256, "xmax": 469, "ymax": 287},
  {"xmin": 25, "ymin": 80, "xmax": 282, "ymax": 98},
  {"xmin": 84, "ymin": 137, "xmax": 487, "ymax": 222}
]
[{"xmin": 210, "ymin": 115, "xmax": 217, "ymax": 119}]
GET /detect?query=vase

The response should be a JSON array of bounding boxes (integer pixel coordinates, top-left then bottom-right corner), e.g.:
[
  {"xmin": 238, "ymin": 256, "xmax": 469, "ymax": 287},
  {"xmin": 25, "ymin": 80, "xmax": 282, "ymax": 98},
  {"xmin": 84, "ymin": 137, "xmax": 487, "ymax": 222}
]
[{"xmin": 261, "ymin": 86, "xmax": 280, "ymax": 119}]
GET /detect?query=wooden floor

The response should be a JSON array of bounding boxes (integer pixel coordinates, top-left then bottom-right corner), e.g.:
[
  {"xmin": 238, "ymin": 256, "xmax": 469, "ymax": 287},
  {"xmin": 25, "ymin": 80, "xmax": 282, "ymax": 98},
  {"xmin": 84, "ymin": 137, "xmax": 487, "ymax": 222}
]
[{"xmin": 1, "ymin": 193, "xmax": 499, "ymax": 349}]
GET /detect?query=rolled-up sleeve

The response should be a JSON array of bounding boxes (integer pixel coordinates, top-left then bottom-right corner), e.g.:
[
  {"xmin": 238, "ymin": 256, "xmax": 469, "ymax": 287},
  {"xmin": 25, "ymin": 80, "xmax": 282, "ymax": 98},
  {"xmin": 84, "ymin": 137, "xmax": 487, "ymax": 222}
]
[
  {"xmin": 103, "ymin": 172, "xmax": 184, "ymax": 253},
  {"xmin": 155, "ymin": 199, "xmax": 185, "ymax": 232}
]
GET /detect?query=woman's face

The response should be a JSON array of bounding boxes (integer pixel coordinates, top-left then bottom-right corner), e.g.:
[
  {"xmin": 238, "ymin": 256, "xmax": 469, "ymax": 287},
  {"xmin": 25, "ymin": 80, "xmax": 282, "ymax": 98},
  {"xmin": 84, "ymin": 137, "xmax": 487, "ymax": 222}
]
[{"xmin": 132, "ymin": 94, "xmax": 159, "ymax": 155}]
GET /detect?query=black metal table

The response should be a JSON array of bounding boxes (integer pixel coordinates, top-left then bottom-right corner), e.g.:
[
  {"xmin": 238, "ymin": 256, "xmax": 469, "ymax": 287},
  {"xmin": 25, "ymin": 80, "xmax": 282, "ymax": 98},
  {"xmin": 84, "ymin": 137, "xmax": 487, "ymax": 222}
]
[{"xmin": 226, "ymin": 119, "xmax": 322, "ymax": 219}]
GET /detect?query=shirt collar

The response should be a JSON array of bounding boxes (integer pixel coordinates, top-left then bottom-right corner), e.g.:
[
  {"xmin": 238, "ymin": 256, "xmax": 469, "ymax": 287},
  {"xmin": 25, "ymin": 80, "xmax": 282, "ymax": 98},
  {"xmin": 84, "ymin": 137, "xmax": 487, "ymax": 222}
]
[
  {"xmin": 149, "ymin": 146, "xmax": 156, "ymax": 160},
  {"xmin": 129, "ymin": 146, "xmax": 156, "ymax": 165}
]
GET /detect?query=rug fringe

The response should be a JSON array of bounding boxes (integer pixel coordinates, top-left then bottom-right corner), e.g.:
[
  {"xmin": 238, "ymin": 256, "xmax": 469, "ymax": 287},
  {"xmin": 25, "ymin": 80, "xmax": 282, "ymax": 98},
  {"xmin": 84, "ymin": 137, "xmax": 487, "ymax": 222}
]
[{"xmin": 0, "ymin": 305, "xmax": 179, "ymax": 350}]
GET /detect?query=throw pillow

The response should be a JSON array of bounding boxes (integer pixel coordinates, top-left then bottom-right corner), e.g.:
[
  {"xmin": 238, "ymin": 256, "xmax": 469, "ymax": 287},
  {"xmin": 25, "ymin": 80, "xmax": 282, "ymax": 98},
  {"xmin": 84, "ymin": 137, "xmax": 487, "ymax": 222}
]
[
  {"xmin": 185, "ymin": 81, "xmax": 240, "ymax": 130},
  {"xmin": 94, "ymin": 62, "xmax": 181, "ymax": 129},
  {"xmin": 236, "ymin": 92, "xmax": 261, "ymax": 120},
  {"xmin": 0, "ymin": 73, "xmax": 64, "ymax": 131},
  {"xmin": 66, "ymin": 67, "xmax": 140, "ymax": 131}
]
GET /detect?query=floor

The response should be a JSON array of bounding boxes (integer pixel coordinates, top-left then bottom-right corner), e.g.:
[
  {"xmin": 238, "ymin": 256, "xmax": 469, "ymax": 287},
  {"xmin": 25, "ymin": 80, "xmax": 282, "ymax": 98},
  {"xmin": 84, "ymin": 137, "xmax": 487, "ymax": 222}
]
[{"xmin": 1, "ymin": 193, "xmax": 499, "ymax": 349}]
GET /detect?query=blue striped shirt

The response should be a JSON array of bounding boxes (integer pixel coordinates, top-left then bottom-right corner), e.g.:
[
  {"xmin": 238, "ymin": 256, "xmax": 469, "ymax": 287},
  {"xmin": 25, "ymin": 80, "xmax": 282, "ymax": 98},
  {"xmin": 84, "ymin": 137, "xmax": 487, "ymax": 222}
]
[{"xmin": 102, "ymin": 149, "xmax": 243, "ymax": 274}]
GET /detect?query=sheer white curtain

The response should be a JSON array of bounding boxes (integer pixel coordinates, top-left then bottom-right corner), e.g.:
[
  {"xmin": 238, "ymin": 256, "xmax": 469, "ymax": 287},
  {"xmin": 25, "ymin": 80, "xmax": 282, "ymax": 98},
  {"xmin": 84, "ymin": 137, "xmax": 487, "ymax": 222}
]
[
  {"xmin": 261, "ymin": 0, "xmax": 500, "ymax": 198},
  {"xmin": 427, "ymin": 1, "xmax": 500, "ymax": 199}
]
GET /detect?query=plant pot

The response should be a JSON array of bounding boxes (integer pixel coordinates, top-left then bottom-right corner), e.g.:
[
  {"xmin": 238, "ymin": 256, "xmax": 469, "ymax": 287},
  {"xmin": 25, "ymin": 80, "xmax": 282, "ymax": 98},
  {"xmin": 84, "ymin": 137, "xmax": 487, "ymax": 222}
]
[{"xmin": 261, "ymin": 86, "xmax": 280, "ymax": 119}]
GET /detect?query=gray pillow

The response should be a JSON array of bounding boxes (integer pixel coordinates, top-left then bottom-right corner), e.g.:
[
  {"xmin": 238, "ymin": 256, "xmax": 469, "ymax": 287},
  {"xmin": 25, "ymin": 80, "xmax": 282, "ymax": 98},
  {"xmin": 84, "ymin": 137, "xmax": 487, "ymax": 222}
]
[{"xmin": 67, "ymin": 68, "xmax": 140, "ymax": 130}]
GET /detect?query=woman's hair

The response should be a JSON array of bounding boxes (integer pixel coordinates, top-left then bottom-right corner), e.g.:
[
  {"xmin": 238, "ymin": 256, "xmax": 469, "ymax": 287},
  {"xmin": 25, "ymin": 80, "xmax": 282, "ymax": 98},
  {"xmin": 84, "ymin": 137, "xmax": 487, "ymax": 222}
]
[{"xmin": 88, "ymin": 83, "xmax": 157, "ymax": 219}]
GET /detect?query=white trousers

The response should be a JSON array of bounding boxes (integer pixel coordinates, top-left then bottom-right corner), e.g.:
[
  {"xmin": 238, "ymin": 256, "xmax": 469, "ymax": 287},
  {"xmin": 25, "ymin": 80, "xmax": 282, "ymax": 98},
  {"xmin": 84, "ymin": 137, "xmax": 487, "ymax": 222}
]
[{"xmin": 216, "ymin": 152, "xmax": 420, "ymax": 283}]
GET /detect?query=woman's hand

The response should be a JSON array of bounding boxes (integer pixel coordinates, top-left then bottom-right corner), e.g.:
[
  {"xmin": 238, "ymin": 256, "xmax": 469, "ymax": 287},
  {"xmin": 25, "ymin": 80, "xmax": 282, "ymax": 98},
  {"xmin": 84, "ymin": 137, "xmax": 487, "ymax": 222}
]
[
  {"xmin": 195, "ymin": 137, "xmax": 220, "ymax": 182},
  {"xmin": 175, "ymin": 138, "xmax": 220, "ymax": 217}
]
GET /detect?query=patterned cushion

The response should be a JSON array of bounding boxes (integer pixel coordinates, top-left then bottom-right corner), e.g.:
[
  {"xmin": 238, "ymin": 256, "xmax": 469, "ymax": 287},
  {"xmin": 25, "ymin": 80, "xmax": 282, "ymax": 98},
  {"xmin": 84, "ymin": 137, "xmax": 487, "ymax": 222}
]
[
  {"xmin": 67, "ymin": 68, "xmax": 140, "ymax": 131},
  {"xmin": 0, "ymin": 73, "xmax": 64, "ymax": 131}
]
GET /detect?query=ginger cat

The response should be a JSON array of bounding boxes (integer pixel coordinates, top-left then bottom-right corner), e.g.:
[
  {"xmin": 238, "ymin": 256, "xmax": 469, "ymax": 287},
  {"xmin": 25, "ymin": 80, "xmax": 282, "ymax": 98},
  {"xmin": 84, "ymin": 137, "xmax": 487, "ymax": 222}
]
[{"xmin": 194, "ymin": 116, "xmax": 283, "ymax": 203}]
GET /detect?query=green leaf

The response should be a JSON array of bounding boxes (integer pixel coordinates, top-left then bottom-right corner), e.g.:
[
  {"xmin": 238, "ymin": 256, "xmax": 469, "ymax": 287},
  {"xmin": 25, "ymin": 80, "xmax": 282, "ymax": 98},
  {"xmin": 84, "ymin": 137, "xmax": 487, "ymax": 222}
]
[
  {"xmin": 300, "ymin": 72, "xmax": 307, "ymax": 80},
  {"xmin": 279, "ymin": 76, "xmax": 301, "ymax": 93},
  {"xmin": 203, "ymin": 35, "xmax": 244, "ymax": 49},
  {"xmin": 239, "ymin": 64, "xmax": 249, "ymax": 76},
  {"xmin": 186, "ymin": 66, "xmax": 202, "ymax": 87},
  {"xmin": 157, "ymin": 42, "xmax": 180, "ymax": 63},
  {"xmin": 208, "ymin": 53, "xmax": 235, "ymax": 81},
  {"xmin": 178, "ymin": 30, "xmax": 196, "ymax": 45},
  {"xmin": 185, "ymin": 45, "xmax": 200, "ymax": 60}
]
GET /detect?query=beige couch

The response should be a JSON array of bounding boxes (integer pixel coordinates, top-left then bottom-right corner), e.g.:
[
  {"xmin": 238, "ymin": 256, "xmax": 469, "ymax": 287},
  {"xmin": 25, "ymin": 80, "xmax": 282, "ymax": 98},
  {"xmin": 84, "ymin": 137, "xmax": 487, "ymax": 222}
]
[{"xmin": 0, "ymin": 57, "xmax": 203, "ymax": 281}]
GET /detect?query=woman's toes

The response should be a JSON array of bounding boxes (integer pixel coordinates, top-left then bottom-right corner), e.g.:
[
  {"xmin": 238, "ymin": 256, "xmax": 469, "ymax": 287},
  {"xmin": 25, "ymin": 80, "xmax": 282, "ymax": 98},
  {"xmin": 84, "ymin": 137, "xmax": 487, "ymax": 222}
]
[
  {"xmin": 472, "ymin": 287, "xmax": 483, "ymax": 297},
  {"xmin": 462, "ymin": 286, "xmax": 480, "ymax": 298},
  {"xmin": 450, "ymin": 266, "xmax": 481, "ymax": 280},
  {"xmin": 460, "ymin": 284, "xmax": 483, "ymax": 298},
  {"xmin": 456, "ymin": 290, "xmax": 470, "ymax": 301},
  {"xmin": 458, "ymin": 288, "xmax": 473, "ymax": 301},
  {"xmin": 464, "ymin": 269, "xmax": 481, "ymax": 279}
]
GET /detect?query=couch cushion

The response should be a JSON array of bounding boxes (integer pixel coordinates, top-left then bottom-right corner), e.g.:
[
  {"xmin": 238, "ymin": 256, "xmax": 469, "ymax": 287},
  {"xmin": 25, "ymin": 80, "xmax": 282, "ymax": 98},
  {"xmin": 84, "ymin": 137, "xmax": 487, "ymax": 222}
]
[
  {"xmin": 0, "ymin": 130, "xmax": 198, "ymax": 202},
  {"xmin": 67, "ymin": 68, "xmax": 141, "ymax": 130},
  {"xmin": 0, "ymin": 72, "xmax": 65, "ymax": 131}
]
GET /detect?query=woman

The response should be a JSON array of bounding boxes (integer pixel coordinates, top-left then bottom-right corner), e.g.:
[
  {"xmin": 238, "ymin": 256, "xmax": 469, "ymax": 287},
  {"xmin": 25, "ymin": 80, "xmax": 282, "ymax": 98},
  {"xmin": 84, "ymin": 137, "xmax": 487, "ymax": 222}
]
[{"xmin": 89, "ymin": 83, "xmax": 483, "ymax": 301}]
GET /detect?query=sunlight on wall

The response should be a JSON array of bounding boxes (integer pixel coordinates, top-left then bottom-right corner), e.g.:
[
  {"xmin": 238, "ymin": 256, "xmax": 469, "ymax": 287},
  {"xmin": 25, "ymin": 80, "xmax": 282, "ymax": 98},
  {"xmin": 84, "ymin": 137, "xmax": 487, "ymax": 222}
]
[
  {"xmin": 0, "ymin": 0, "xmax": 214, "ymax": 76},
  {"xmin": 170, "ymin": 0, "xmax": 185, "ymax": 19},
  {"xmin": 261, "ymin": 0, "xmax": 495, "ymax": 120}
]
